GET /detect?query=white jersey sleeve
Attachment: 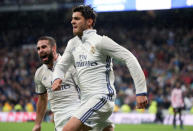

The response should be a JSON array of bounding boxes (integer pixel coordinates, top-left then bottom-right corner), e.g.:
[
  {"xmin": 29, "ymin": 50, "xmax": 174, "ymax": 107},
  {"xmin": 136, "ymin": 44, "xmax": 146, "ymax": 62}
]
[
  {"xmin": 53, "ymin": 40, "xmax": 74, "ymax": 81},
  {"xmin": 34, "ymin": 67, "xmax": 47, "ymax": 94},
  {"xmin": 97, "ymin": 36, "xmax": 147, "ymax": 95}
]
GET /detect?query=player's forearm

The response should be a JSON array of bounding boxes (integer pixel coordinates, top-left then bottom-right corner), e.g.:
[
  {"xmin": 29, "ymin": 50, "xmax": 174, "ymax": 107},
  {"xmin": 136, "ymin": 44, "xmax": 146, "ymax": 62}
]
[
  {"xmin": 53, "ymin": 64, "xmax": 66, "ymax": 81},
  {"xmin": 35, "ymin": 94, "xmax": 48, "ymax": 125},
  {"xmin": 53, "ymin": 52, "xmax": 72, "ymax": 81}
]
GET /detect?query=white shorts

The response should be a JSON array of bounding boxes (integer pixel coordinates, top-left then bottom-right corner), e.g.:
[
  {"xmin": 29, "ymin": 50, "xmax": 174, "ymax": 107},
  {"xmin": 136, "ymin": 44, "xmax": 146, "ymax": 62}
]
[
  {"xmin": 53, "ymin": 102, "xmax": 80, "ymax": 131},
  {"xmin": 73, "ymin": 95, "xmax": 115, "ymax": 131},
  {"xmin": 54, "ymin": 111, "xmax": 71, "ymax": 131},
  {"xmin": 55, "ymin": 126, "xmax": 64, "ymax": 131}
]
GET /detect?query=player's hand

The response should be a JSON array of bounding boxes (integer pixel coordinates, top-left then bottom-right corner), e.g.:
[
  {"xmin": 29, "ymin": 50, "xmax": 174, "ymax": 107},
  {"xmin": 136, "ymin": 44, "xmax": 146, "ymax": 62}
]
[
  {"xmin": 52, "ymin": 79, "xmax": 62, "ymax": 91},
  {"xmin": 81, "ymin": 124, "xmax": 92, "ymax": 131},
  {"xmin": 32, "ymin": 124, "xmax": 41, "ymax": 131},
  {"xmin": 136, "ymin": 95, "xmax": 148, "ymax": 109}
]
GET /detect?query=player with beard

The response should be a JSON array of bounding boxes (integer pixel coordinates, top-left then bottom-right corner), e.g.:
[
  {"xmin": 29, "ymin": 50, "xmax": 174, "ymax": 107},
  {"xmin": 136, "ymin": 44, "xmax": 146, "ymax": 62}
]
[
  {"xmin": 52, "ymin": 5, "xmax": 148, "ymax": 131},
  {"xmin": 32, "ymin": 36, "xmax": 82, "ymax": 131}
]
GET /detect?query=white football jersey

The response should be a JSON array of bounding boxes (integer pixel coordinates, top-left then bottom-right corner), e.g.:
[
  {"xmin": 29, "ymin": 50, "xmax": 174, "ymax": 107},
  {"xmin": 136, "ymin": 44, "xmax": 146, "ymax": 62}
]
[
  {"xmin": 53, "ymin": 29, "xmax": 147, "ymax": 100},
  {"xmin": 34, "ymin": 55, "xmax": 80, "ymax": 128}
]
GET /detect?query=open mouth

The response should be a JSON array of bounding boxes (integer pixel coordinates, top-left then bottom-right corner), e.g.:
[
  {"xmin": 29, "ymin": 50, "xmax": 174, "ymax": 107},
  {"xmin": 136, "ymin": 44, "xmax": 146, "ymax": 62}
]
[
  {"xmin": 73, "ymin": 26, "xmax": 78, "ymax": 30},
  {"xmin": 40, "ymin": 54, "xmax": 48, "ymax": 61}
]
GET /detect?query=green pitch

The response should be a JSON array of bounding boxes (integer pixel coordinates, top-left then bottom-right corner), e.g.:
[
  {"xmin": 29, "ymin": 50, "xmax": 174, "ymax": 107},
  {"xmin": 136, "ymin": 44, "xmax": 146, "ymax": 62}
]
[{"xmin": 0, "ymin": 122, "xmax": 193, "ymax": 131}]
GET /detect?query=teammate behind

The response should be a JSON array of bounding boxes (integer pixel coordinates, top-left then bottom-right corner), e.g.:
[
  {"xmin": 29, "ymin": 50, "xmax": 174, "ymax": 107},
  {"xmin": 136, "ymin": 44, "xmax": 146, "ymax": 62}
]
[
  {"xmin": 52, "ymin": 5, "xmax": 148, "ymax": 131},
  {"xmin": 32, "ymin": 36, "xmax": 81, "ymax": 131}
]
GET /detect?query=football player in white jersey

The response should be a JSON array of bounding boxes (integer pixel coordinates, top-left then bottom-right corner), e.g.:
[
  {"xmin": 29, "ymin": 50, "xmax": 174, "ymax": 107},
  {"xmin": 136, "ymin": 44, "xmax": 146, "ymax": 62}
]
[
  {"xmin": 52, "ymin": 5, "xmax": 148, "ymax": 131},
  {"xmin": 32, "ymin": 36, "xmax": 82, "ymax": 131}
]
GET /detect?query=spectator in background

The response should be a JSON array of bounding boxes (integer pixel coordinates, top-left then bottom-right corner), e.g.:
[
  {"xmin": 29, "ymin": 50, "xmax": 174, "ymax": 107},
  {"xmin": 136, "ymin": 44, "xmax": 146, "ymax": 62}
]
[{"xmin": 171, "ymin": 82, "xmax": 184, "ymax": 129}]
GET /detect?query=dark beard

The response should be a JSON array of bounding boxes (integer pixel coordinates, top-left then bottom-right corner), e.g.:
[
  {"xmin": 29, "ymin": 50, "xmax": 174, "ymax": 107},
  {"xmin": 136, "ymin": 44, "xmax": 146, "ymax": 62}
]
[{"xmin": 43, "ymin": 52, "xmax": 54, "ymax": 65}]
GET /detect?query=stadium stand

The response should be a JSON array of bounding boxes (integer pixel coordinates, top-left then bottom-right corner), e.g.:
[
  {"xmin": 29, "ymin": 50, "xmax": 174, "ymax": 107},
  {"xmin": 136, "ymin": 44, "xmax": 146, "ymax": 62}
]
[{"xmin": 0, "ymin": 3, "xmax": 193, "ymax": 116}]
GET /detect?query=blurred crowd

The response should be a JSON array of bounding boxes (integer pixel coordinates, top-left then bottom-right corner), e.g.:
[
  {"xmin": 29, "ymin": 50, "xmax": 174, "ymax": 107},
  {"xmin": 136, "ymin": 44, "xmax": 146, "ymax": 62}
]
[
  {"xmin": 113, "ymin": 27, "xmax": 193, "ymax": 112},
  {"xmin": 0, "ymin": 9, "xmax": 193, "ymax": 114}
]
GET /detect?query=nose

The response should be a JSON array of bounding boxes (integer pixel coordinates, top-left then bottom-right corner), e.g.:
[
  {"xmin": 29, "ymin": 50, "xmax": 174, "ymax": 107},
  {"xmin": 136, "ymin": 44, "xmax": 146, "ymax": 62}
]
[
  {"xmin": 71, "ymin": 19, "xmax": 75, "ymax": 25},
  {"xmin": 38, "ymin": 48, "xmax": 44, "ymax": 54}
]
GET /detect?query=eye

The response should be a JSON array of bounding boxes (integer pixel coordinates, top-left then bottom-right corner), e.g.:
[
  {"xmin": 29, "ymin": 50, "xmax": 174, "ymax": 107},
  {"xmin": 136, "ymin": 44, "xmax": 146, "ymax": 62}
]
[{"xmin": 42, "ymin": 45, "xmax": 47, "ymax": 49}]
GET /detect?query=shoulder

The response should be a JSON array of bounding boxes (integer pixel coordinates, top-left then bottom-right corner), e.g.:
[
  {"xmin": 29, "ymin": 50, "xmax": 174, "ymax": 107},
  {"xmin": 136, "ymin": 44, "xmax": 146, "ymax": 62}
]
[
  {"xmin": 101, "ymin": 35, "xmax": 112, "ymax": 41},
  {"xmin": 93, "ymin": 33, "xmax": 103, "ymax": 40},
  {"xmin": 96, "ymin": 35, "xmax": 111, "ymax": 44},
  {"xmin": 66, "ymin": 36, "xmax": 79, "ymax": 49},
  {"xmin": 34, "ymin": 65, "xmax": 46, "ymax": 81},
  {"xmin": 94, "ymin": 35, "xmax": 111, "ymax": 49},
  {"xmin": 68, "ymin": 36, "xmax": 79, "ymax": 44},
  {"xmin": 89, "ymin": 33, "xmax": 103, "ymax": 47}
]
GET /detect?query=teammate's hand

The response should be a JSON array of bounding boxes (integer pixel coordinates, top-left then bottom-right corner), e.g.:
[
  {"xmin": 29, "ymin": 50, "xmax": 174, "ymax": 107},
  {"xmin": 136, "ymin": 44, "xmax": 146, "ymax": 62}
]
[
  {"xmin": 52, "ymin": 79, "xmax": 62, "ymax": 91},
  {"xmin": 32, "ymin": 124, "xmax": 41, "ymax": 131},
  {"xmin": 136, "ymin": 95, "xmax": 148, "ymax": 109}
]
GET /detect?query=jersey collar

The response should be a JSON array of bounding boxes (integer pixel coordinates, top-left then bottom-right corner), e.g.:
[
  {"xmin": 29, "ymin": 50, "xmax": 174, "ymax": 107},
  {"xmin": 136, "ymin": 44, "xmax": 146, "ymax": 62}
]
[{"xmin": 82, "ymin": 29, "xmax": 96, "ymax": 42}]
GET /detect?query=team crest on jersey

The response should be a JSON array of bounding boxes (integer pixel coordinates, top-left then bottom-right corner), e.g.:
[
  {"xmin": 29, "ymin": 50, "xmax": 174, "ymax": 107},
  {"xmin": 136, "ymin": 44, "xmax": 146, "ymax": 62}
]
[{"xmin": 90, "ymin": 46, "xmax": 95, "ymax": 54}]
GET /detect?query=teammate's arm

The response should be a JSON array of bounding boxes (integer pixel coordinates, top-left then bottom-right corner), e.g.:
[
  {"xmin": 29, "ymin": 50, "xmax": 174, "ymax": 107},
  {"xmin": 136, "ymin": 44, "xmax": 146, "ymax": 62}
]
[
  {"xmin": 52, "ymin": 41, "xmax": 74, "ymax": 91},
  {"xmin": 32, "ymin": 93, "xmax": 48, "ymax": 131},
  {"xmin": 98, "ymin": 36, "xmax": 148, "ymax": 108}
]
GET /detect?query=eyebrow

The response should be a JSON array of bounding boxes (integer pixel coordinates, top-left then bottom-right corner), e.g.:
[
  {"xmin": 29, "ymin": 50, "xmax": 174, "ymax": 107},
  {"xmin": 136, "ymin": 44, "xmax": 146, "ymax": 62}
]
[
  {"xmin": 37, "ymin": 44, "xmax": 47, "ymax": 49},
  {"xmin": 72, "ymin": 16, "xmax": 80, "ymax": 19}
]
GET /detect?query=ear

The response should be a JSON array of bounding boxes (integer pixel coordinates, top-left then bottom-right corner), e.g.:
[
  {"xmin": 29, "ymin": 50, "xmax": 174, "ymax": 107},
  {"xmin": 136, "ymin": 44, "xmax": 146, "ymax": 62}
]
[
  {"xmin": 87, "ymin": 18, "xmax": 93, "ymax": 27},
  {"xmin": 52, "ymin": 44, "xmax": 57, "ymax": 52}
]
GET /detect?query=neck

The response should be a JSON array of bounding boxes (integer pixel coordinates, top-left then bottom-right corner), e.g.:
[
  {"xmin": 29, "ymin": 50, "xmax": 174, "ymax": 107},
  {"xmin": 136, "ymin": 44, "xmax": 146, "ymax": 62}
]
[
  {"xmin": 78, "ymin": 33, "xmax": 83, "ymax": 39},
  {"xmin": 78, "ymin": 28, "xmax": 93, "ymax": 39},
  {"xmin": 47, "ymin": 53, "xmax": 58, "ymax": 69},
  {"xmin": 47, "ymin": 63, "xmax": 53, "ymax": 70},
  {"xmin": 53, "ymin": 53, "xmax": 58, "ymax": 62}
]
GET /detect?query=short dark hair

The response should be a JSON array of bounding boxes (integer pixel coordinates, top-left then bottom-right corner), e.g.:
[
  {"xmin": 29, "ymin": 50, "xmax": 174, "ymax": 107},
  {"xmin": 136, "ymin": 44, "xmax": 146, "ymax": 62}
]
[
  {"xmin": 37, "ymin": 36, "xmax": 56, "ymax": 47},
  {"xmin": 72, "ymin": 5, "xmax": 97, "ymax": 27}
]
